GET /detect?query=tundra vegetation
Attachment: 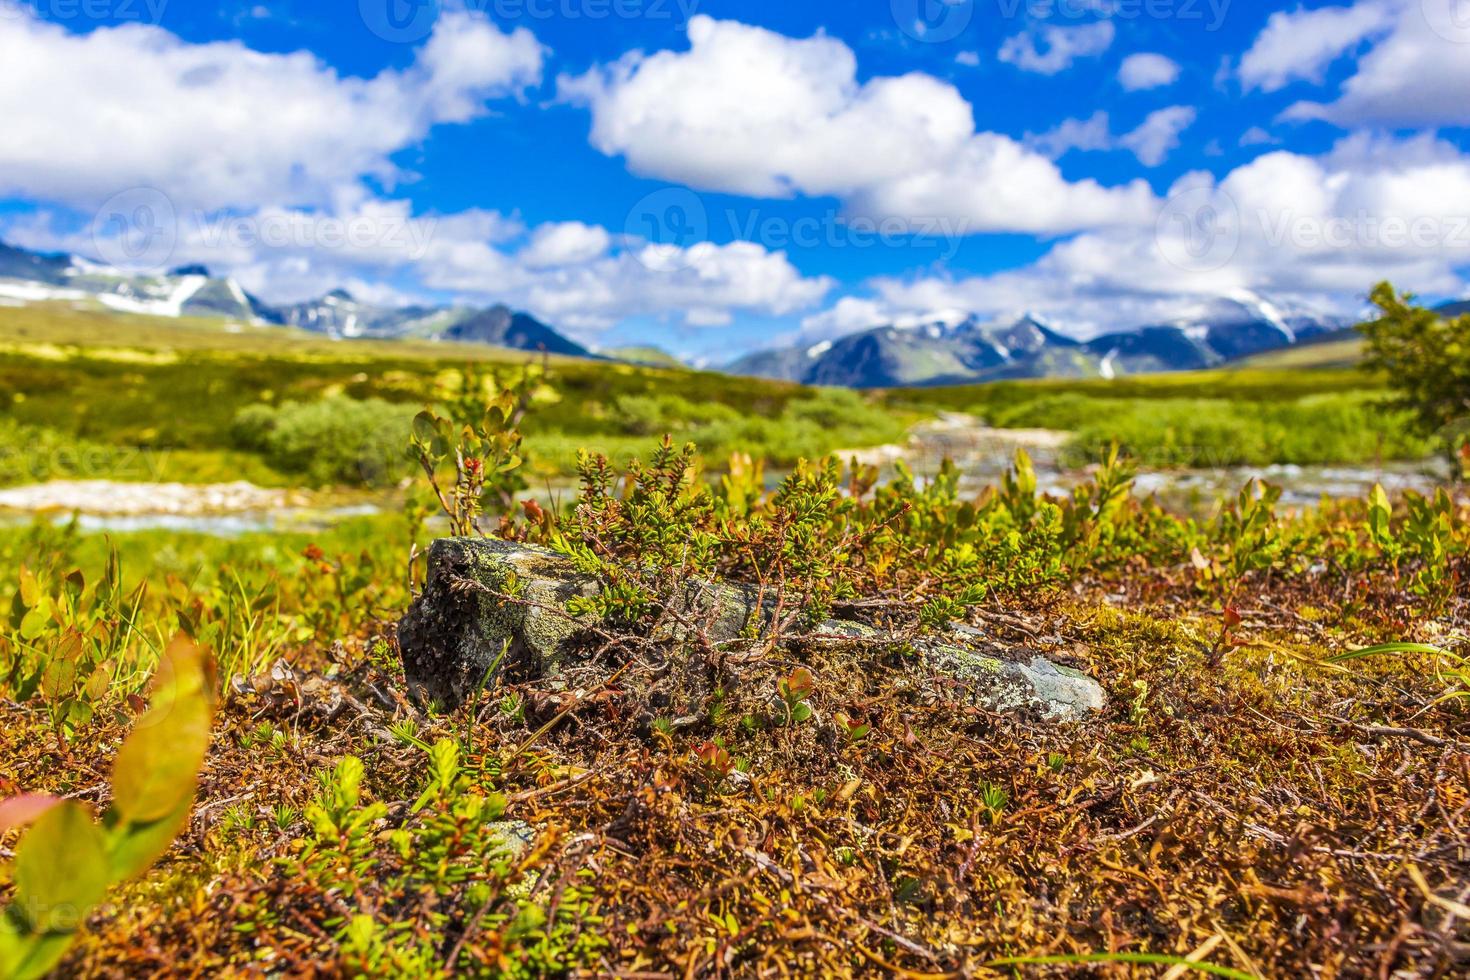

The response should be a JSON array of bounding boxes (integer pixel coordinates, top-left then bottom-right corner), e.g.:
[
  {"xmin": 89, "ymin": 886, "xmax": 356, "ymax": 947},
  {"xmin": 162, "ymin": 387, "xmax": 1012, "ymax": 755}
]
[{"xmin": 0, "ymin": 290, "xmax": 1466, "ymax": 977}]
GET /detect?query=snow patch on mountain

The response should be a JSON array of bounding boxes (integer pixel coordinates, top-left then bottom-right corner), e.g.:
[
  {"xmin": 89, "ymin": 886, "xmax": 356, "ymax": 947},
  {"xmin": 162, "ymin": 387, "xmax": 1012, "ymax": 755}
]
[
  {"xmin": 1227, "ymin": 288, "xmax": 1296, "ymax": 343},
  {"xmin": 0, "ymin": 280, "xmax": 86, "ymax": 302},
  {"xmin": 95, "ymin": 274, "xmax": 209, "ymax": 317}
]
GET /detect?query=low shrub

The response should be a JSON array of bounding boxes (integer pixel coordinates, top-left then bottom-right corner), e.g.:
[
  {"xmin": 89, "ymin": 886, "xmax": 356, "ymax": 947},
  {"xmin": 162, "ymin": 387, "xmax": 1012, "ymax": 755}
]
[{"xmin": 231, "ymin": 397, "xmax": 412, "ymax": 487}]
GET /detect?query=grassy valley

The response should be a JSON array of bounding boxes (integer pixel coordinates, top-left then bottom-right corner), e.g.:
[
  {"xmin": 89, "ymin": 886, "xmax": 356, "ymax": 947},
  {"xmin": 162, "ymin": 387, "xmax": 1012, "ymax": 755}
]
[
  {"xmin": 0, "ymin": 302, "xmax": 1437, "ymax": 497},
  {"xmin": 0, "ymin": 303, "xmax": 911, "ymax": 490},
  {"xmin": 888, "ymin": 360, "xmax": 1432, "ymax": 469}
]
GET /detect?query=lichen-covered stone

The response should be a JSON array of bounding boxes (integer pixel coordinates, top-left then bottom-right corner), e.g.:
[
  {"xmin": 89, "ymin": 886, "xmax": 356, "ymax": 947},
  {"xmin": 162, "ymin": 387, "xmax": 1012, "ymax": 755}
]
[
  {"xmin": 809, "ymin": 619, "xmax": 1106, "ymax": 722},
  {"xmin": 398, "ymin": 538, "xmax": 768, "ymax": 709},
  {"xmin": 397, "ymin": 538, "xmax": 601, "ymax": 710},
  {"xmin": 398, "ymin": 538, "xmax": 1107, "ymax": 721},
  {"xmin": 925, "ymin": 644, "xmax": 1105, "ymax": 722}
]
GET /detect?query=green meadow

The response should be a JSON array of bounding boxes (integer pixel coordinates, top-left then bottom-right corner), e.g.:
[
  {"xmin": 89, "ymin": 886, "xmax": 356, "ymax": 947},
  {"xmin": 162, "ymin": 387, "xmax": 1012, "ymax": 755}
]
[{"xmin": 0, "ymin": 301, "xmax": 1435, "ymax": 494}]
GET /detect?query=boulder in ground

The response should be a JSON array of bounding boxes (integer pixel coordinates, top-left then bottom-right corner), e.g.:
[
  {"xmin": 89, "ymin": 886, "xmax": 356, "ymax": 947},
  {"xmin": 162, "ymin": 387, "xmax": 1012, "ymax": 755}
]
[{"xmin": 398, "ymin": 537, "xmax": 1106, "ymax": 722}]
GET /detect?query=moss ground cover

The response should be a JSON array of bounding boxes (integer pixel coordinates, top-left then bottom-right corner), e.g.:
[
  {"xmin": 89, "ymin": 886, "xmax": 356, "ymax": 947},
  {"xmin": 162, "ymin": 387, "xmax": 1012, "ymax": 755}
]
[{"xmin": 0, "ymin": 438, "xmax": 1466, "ymax": 977}]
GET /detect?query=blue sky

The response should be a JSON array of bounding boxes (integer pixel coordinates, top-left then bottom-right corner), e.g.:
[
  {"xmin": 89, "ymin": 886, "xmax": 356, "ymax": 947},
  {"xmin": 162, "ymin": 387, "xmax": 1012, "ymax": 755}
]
[{"xmin": 1, "ymin": 0, "xmax": 1468, "ymax": 361}]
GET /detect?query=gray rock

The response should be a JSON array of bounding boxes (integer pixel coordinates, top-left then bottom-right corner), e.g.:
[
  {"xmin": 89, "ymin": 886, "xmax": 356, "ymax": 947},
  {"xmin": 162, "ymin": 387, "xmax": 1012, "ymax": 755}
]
[
  {"xmin": 398, "ymin": 537, "xmax": 1106, "ymax": 722},
  {"xmin": 398, "ymin": 538, "xmax": 766, "ymax": 709},
  {"xmin": 924, "ymin": 644, "xmax": 1106, "ymax": 723},
  {"xmin": 492, "ymin": 819, "xmax": 536, "ymax": 858},
  {"xmin": 809, "ymin": 620, "xmax": 1105, "ymax": 723},
  {"xmin": 397, "ymin": 538, "xmax": 598, "ymax": 709}
]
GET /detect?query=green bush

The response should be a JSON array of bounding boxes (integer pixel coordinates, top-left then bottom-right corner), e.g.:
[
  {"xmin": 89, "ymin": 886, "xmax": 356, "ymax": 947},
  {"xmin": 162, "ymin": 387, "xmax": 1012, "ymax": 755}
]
[
  {"xmin": 230, "ymin": 397, "xmax": 412, "ymax": 487},
  {"xmin": 606, "ymin": 388, "xmax": 906, "ymax": 464},
  {"xmin": 1360, "ymin": 283, "xmax": 1470, "ymax": 467}
]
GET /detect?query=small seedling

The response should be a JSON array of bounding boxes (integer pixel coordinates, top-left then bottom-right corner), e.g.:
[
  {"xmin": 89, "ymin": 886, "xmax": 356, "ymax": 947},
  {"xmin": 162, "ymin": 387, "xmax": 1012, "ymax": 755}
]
[
  {"xmin": 836, "ymin": 712, "xmax": 872, "ymax": 744},
  {"xmin": 776, "ymin": 668, "xmax": 815, "ymax": 726},
  {"xmin": 693, "ymin": 741, "xmax": 734, "ymax": 783}
]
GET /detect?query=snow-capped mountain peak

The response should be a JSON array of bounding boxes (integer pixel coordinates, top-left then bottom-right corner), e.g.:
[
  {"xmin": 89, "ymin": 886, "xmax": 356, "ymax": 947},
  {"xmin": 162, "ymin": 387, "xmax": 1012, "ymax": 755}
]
[{"xmin": 0, "ymin": 238, "xmax": 593, "ymax": 358}]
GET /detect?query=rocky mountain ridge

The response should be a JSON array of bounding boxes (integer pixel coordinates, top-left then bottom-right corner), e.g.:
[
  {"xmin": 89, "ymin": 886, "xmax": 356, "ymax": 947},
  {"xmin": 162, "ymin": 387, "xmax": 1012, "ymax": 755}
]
[
  {"xmin": 728, "ymin": 294, "xmax": 1358, "ymax": 387},
  {"xmin": 0, "ymin": 239, "xmax": 592, "ymax": 358}
]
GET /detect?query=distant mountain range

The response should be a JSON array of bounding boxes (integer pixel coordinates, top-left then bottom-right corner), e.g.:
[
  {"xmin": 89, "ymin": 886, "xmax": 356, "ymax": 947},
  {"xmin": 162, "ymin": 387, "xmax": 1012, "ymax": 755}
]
[
  {"xmin": 0, "ymin": 239, "xmax": 593, "ymax": 358},
  {"xmin": 3, "ymin": 238, "xmax": 1466, "ymax": 387},
  {"xmin": 728, "ymin": 294, "xmax": 1361, "ymax": 387}
]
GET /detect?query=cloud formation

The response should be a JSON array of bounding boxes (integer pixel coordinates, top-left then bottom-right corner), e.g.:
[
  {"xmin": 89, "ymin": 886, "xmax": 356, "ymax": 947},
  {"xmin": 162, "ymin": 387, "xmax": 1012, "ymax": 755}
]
[
  {"xmin": 562, "ymin": 16, "xmax": 1153, "ymax": 235},
  {"xmin": 803, "ymin": 131, "xmax": 1470, "ymax": 341},
  {"xmin": 1238, "ymin": 1, "xmax": 1394, "ymax": 92},
  {"xmin": 1119, "ymin": 53, "xmax": 1181, "ymax": 91},
  {"xmin": 0, "ymin": 8, "xmax": 544, "ymax": 213},
  {"xmin": 1249, "ymin": 0, "xmax": 1470, "ymax": 127},
  {"xmin": 998, "ymin": 22, "xmax": 1117, "ymax": 75},
  {"xmin": 1027, "ymin": 108, "xmax": 1197, "ymax": 167}
]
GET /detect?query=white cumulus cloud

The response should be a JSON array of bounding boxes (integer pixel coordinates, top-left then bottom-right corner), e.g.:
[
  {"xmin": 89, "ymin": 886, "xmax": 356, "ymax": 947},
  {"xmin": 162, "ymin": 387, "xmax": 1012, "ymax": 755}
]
[
  {"xmin": 561, "ymin": 16, "xmax": 1153, "ymax": 235},
  {"xmin": 801, "ymin": 132, "xmax": 1470, "ymax": 342},
  {"xmin": 998, "ymin": 21, "xmax": 1116, "ymax": 75},
  {"xmin": 1282, "ymin": 0, "xmax": 1470, "ymax": 126},
  {"xmin": 518, "ymin": 222, "xmax": 612, "ymax": 269},
  {"xmin": 1120, "ymin": 107, "xmax": 1198, "ymax": 167},
  {"xmin": 0, "ymin": 8, "xmax": 544, "ymax": 213},
  {"xmin": 1239, "ymin": 1, "xmax": 1394, "ymax": 92},
  {"xmin": 1118, "ymin": 53, "xmax": 1181, "ymax": 91}
]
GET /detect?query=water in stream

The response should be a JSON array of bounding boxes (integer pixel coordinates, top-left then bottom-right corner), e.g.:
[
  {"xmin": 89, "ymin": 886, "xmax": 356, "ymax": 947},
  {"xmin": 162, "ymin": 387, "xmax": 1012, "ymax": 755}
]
[
  {"xmin": 841, "ymin": 414, "xmax": 1453, "ymax": 512},
  {"xmin": 0, "ymin": 419, "xmax": 1454, "ymax": 536}
]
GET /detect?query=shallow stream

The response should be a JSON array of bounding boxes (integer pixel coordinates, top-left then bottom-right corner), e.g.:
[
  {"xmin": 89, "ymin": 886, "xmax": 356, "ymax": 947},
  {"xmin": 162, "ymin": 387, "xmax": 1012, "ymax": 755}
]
[{"xmin": 0, "ymin": 417, "xmax": 1453, "ymax": 535}]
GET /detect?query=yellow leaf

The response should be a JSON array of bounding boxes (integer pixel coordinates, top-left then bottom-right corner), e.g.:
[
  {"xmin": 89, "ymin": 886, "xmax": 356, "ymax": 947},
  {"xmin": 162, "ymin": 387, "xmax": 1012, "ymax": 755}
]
[{"xmin": 110, "ymin": 635, "xmax": 215, "ymax": 825}]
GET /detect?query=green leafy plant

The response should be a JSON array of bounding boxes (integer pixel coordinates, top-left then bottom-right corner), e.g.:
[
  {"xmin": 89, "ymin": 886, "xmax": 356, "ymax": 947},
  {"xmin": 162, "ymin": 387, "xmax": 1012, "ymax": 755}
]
[
  {"xmin": 775, "ymin": 667, "xmax": 815, "ymax": 726},
  {"xmin": 1400, "ymin": 489, "xmax": 1459, "ymax": 607},
  {"xmin": 0, "ymin": 635, "xmax": 215, "ymax": 980},
  {"xmin": 254, "ymin": 738, "xmax": 604, "ymax": 976},
  {"xmin": 407, "ymin": 366, "xmax": 537, "ymax": 537},
  {"xmin": 693, "ymin": 741, "xmax": 735, "ymax": 784},
  {"xmin": 1205, "ymin": 479, "xmax": 1286, "ymax": 612},
  {"xmin": 4, "ymin": 546, "xmax": 147, "ymax": 735},
  {"xmin": 836, "ymin": 712, "xmax": 872, "ymax": 745},
  {"xmin": 978, "ymin": 781, "xmax": 1009, "ymax": 825}
]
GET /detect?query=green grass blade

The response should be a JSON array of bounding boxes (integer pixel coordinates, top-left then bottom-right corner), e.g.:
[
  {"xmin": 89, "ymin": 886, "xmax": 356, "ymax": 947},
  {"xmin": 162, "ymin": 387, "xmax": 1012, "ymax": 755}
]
[
  {"xmin": 987, "ymin": 952, "xmax": 1255, "ymax": 978},
  {"xmin": 1327, "ymin": 642, "xmax": 1451, "ymax": 664}
]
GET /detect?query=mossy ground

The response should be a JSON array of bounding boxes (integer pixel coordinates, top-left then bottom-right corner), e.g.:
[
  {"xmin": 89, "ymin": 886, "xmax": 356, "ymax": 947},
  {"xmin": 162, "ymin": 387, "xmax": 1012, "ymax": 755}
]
[{"xmin": 2, "ymin": 531, "xmax": 1465, "ymax": 977}]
